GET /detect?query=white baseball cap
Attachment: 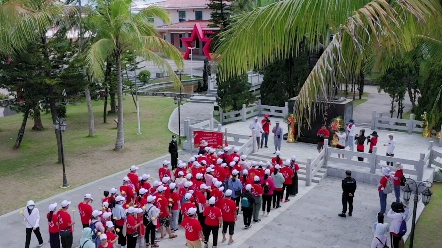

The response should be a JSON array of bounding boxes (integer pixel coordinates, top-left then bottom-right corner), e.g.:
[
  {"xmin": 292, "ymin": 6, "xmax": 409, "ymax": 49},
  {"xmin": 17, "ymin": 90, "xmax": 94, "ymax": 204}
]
[
  {"xmin": 187, "ymin": 207, "xmax": 197, "ymax": 215},
  {"xmin": 139, "ymin": 188, "xmax": 148, "ymax": 195},
  {"xmin": 232, "ymin": 169, "xmax": 239, "ymax": 176},
  {"xmin": 48, "ymin": 203, "xmax": 57, "ymax": 211},
  {"xmin": 169, "ymin": 183, "xmax": 176, "ymax": 190},
  {"xmin": 265, "ymin": 169, "xmax": 270, "ymax": 175},
  {"xmin": 200, "ymin": 184, "xmax": 209, "ymax": 190},
  {"xmin": 275, "ymin": 151, "xmax": 280, "ymax": 155},
  {"xmin": 285, "ymin": 159, "xmax": 290, "ymax": 166},
  {"xmin": 127, "ymin": 207, "xmax": 136, "ymax": 214},
  {"xmin": 214, "ymin": 181, "xmax": 222, "ymax": 188},
  {"xmin": 186, "ymin": 173, "xmax": 192, "ymax": 180},
  {"xmin": 291, "ymin": 155, "xmax": 296, "ymax": 161},
  {"xmin": 130, "ymin": 165, "xmax": 139, "ymax": 171},
  {"xmin": 217, "ymin": 151, "xmax": 223, "ymax": 156},
  {"xmin": 157, "ymin": 185, "xmax": 166, "ymax": 192},
  {"xmin": 92, "ymin": 210, "xmax": 102, "ymax": 217},
  {"xmin": 275, "ymin": 165, "xmax": 281, "ymax": 170},
  {"xmin": 84, "ymin": 194, "xmax": 93, "ymax": 200},
  {"xmin": 201, "ymin": 160, "xmax": 207, "ymax": 165},
  {"xmin": 234, "ymin": 157, "xmax": 239, "ymax": 162},
  {"xmin": 184, "ymin": 193, "xmax": 192, "ymax": 200},
  {"xmin": 178, "ymin": 171, "xmax": 184, "ymax": 176},
  {"xmin": 190, "ymin": 157, "xmax": 196, "ymax": 162},
  {"xmin": 224, "ymin": 189, "xmax": 233, "ymax": 197},
  {"xmin": 61, "ymin": 200, "xmax": 71, "ymax": 207},
  {"xmin": 241, "ymin": 155, "xmax": 247, "ymax": 160},
  {"xmin": 26, "ymin": 200, "xmax": 35, "ymax": 207},
  {"xmin": 194, "ymin": 162, "xmax": 201, "ymax": 168},
  {"xmin": 217, "ymin": 158, "xmax": 223, "ymax": 164},
  {"xmin": 152, "ymin": 180, "xmax": 161, "ymax": 187},
  {"xmin": 100, "ymin": 233, "xmax": 108, "ymax": 240},
  {"xmin": 147, "ymin": 195, "xmax": 156, "ymax": 203},
  {"xmin": 123, "ymin": 176, "xmax": 130, "ymax": 182},
  {"xmin": 229, "ymin": 161, "xmax": 235, "ymax": 167},
  {"xmin": 208, "ymin": 197, "xmax": 216, "ymax": 205},
  {"xmin": 206, "ymin": 167, "xmax": 214, "ymax": 173},
  {"xmin": 221, "ymin": 163, "xmax": 227, "ymax": 167},
  {"xmin": 184, "ymin": 181, "xmax": 193, "ymax": 188},
  {"xmin": 110, "ymin": 188, "xmax": 117, "ymax": 194},
  {"xmin": 245, "ymin": 184, "xmax": 252, "ymax": 191},
  {"xmin": 162, "ymin": 177, "xmax": 171, "ymax": 183},
  {"xmin": 223, "ymin": 147, "xmax": 230, "ymax": 151},
  {"xmin": 115, "ymin": 196, "xmax": 125, "ymax": 202},
  {"xmin": 102, "ymin": 202, "xmax": 109, "ymax": 208},
  {"xmin": 163, "ymin": 160, "xmax": 170, "ymax": 166},
  {"xmin": 233, "ymin": 147, "xmax": 240, "ymax": 152},
  {"xmin": 254, "ymin": 176, "xmax": 260, "ymax": 182},
  {"xmin": 242, "ymin": 169, "xmax": 248, "ymax": 175},
  {"xmin": 196, "ymin": 173, "xmax": 203, "ymax": 179},
  {"xmin": 106, "ymin": 221, "xmax": 114, "ymax": 228},
  {"xmin": 141, "ymin": 174, "xmax": 150, "ymax": 180},
  {"xmin": 102, "ymin": 212, "xmax": 112, "ymax": 220}
]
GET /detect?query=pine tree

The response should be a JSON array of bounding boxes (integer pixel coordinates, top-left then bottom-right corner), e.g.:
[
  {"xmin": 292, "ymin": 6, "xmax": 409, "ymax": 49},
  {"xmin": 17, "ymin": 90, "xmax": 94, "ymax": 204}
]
[
  {"xmin": 207, "ymin": 0, "xmax": 232, "ymax": 31},
  {"xmin": 216, "ymin": 73, "xmax": 254, "ymax": 111}
]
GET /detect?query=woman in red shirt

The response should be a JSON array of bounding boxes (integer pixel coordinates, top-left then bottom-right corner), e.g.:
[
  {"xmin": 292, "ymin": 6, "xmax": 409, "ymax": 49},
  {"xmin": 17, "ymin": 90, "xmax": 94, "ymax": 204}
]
[
  {"xmin": 203, "ymin": 197, "xmax": 223, "ymax": 248},
  {"xmin": 47, "ymin": 203, "xmax": 60, "ymax": 248},
  {"xmin": 105, "ymin": 221, "xmax": 118, "ymax": 246},
  {"xmin": 355, "ymin": 129, "xmax": 367, "ymax": 161},
  {"xmin": 368, "ymin": 131, "xmax": 378, "ymax": 153},
  {"xmin": 181, "ymin": 208, "xmax": 203, "ymax": 248},
  {"xmin": 126, "ymin": 207, "xmax": 142, "ymax": 248},
  {"xmin": 98, "ymin": 233, "xmax": 114, "ymax": 248},
  {"xmin": 393, "ymin": 163, "xmax": 404, "ymax": 203},
  {"xmin": 220, "ymin": 190, "xmax": 237, "ymax": 245}
]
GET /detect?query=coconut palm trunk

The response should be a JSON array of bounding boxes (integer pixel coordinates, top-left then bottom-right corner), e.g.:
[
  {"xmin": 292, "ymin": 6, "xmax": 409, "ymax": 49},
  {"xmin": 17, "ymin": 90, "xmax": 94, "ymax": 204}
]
[
  {"xmin": 85, "ymin": 86, "xmax": 95, "ymax": 136},
  {"xmin": 115, "ymin": 52, "xmax": 124, "ymax": 150}
]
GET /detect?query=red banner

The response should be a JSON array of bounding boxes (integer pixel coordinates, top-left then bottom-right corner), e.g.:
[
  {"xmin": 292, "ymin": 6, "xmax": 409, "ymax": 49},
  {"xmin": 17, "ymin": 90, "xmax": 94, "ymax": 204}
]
[{"xmin": 193, "ymin": 131, "xmax": 224, "ymax": 149}]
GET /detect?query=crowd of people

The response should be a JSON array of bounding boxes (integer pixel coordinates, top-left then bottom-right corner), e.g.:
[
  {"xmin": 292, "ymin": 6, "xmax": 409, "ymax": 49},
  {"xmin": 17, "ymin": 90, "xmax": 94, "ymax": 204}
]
[{"xmin": 22, "ymin": 146, "xmax": 299, "ymax": 248}]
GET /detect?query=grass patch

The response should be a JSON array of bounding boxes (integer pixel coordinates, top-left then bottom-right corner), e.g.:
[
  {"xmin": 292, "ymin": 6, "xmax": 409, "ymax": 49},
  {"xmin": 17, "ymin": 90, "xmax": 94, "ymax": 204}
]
[
  {"xmin": 405, "ymin": 183, "xmax": 442, "ymax": 248},
  {"xmin": 402, "ymin": 110, "xmax": 412, "ymax": 120},
  {"xmin": 0, "ymin": 96, "xmax": 175, "ymax": 214},
  {"xmin": 353, "ymin": 98, "xmax": 368, "ymax": 106}
]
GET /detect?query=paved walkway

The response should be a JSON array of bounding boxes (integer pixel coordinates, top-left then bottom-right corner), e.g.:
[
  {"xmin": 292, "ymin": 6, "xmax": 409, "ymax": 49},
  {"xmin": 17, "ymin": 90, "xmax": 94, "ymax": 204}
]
[{"xmin": 168, "ymin": 103, "xmax": 215, "ymax": 135}]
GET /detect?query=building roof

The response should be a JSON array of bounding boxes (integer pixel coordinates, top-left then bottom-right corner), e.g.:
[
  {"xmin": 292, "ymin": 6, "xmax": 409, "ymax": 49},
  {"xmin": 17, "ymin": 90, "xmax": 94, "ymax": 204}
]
[{"xmin": 155, "ymin": 0, "xmax": 209, "ymax": 9}]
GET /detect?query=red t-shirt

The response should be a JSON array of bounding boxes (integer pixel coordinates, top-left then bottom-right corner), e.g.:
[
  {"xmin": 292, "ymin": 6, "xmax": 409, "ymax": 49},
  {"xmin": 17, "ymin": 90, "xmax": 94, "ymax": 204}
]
[
  {"xmin": 155, "ymin": 195, "xmax": 169, "ymax": 218},
  {"xmin": 248, "ymin": 168, "xmax": 258, "ymax": 179},
  {"xmin": 58, "ymin": 210, "xmax": 72, "ymax": 232},
  {"xmin": 290, "ymin": 162, "xmax": 300, "ymax": 172},
  {"xmin": 317, "ymin": 129, "xmax": 330, "ymax": 144},
  {"xmin": 98, "ymin": 243, "xmax": 114, "ymax": 248},
  {"xmin": 137, "ymin": 196, "xmax": 147, "ymax": 208},
  {"xmin": 219, "ymin": 198, "xmax": 237, "ymax": 222},
  {"xmin": 181, "ymin": 217, "xmax": 202, "ymax": 241},
  {"xmin": 127, "ymin": 172, "xmax": 139, "ymax": 191},
  {"xmin": 369, "ymin": 137, "xmax": 378, "ymax": 151},
  {"xmin": 252, "ymin": 184, "xmax": 264, "ymax": 197},
  {"xmin": 106, "ymin": 231, "xmax": 118, "ymax": 242},
  {"xmin": 378, "ymin": 176, "xmax": 390, "ymax": 191},
  {"xmin": 203, "ymin": 206, "xmax": 222, "ymax": 226},
  {"xmin": 170, "ymin": 192, "xmax": 181, "ymax": 211},
  {"xmin": 393, "ymin": 169, "xmax": 403, "ymax": 186},
  {"xmin": 194, "ymin": 191, "xmax": 207, "ymax": 206},
  {"xmin": 126, "ymin": 215, "xmax": 137, "ymax": 235},
  {"xmin": 47, "ymin": 212, "xmax": 59, "ymax": 233},
  {"xmin": 272, "ymin": 157, "xmax": 284, "ymax": 166},
  {"xmin": 78, "ymin": 202, "xmax": 93, "ymax": 225},
  {"xmin": 261, "ymin": 118, "xmax": 270, "ymax": 133},
  {"xmin": 181, "ymin": 202, "xmax": 196, "ymax": 218},
  {"xmin": 240, "ymin": 176, "xmax": 253, "ymax": 186},
  {"xmin": 102, "ymin": 197, "xmax": 110, "ymax": 204},
  {"xmin": 280, "ymin": 167, "xmax": 294, "ymax": 184},
  {"xmin": 120, "ymin": 185, "xmax": 135, "ymax": 203},
  {"xmin": 158, "ymin": 167, "xmax": 171, "ymax": 181},
  {"xmin": 210, "ymin": 189, "xmax": 223, "ymax": 203},
  {"xmin": 256, "ymin": 169, "xmax": 264, "ymax": 178},
  {"xmin": 213, "ymin": 165, "xmax": 226, "ymax": 182}
]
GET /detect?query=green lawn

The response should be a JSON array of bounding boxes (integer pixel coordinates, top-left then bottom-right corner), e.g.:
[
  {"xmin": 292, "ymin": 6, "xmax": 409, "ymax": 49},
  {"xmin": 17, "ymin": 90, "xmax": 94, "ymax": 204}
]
[
  {"xmin": 405, "ymin": 183, "xmax": 442, "ymax": 248},
  {"xmin": 0, "ymin": 96, "xmax": 176, "ymax": 214},
  {"xmin": 353, "ymin": 98, "xmax": 368, "ymax": 106}
]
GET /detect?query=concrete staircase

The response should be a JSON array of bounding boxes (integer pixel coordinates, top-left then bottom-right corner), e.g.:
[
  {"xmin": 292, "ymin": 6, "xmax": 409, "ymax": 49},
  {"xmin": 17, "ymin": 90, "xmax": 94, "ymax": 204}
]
[
  {"xmin": 188, "ymin": 85, "xmax": 218, "ymax": 103},
  {"xmin": 246, "ymin": 154, "xmax": 327, "ymax": 183}
]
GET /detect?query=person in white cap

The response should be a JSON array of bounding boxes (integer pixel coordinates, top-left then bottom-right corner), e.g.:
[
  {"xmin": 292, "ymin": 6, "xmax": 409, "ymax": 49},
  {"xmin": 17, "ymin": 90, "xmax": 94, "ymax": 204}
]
[
  {"xmin": 78, "ymin": 193, "xmax": 94, "ymax": 228},
  {"xmin": 249, "ymin": 117, "xmax": 264, "ymax": 150},
  {"xmin": 121, "ymin": 176, "xmax": 136, "ymax": 204},
  {"xmin": 181, "ymin": 208, "xmax": 204, "ymax": 248},
  {"xmin": 109, "ymin": 188, "xmax": 118, "ymax": 209},
  {"xmin": 204, "ymin": 167, "xmax": 215, "ymax": 188},
  {"xmin": 101, "ymin": 211, "xmax": 112, "ymax": 225},
  {"xmin": 98, "ymin": 233, "xmax": 110, "ymax": 248},
  {"xmin": 261, "ymin": 169, "xmax": 275, "ymax": 216},
  {"xmin": 58, "ymin": 200, "xmax": 74, "ymax": 248},
  {"xmin": 125, "ymin": 207, "xmax": 142, "ymax": 248},
  {"xmin": 210, "ymin": 181, "xmax": 224, "ymax": 203},
  {"xmin": 251, "ymin": 176, "xmax": 263, "ymax": 222},
  {"xmin": 140, "ymin": 174, "xmax": 151, "ymax": 191},
  {"xmin": 393, "ymin": 162, "xmax": 404, "ymax": 203},
  {"xmin": 104, "ymin": 221, "xmax": 118, "ymax": 245},
  {"xmin": 175, "ymin": 171, "xmax": 186, "ymax": 190},
  {"xmin": 226, "ymin": 169, "xmax": 243, "ymax": 209},
  {"xmin": 127, "ymin": 165, "xmax": 140, "ymax": 192},
  {"xmin": 181, "ymin": 193, "xmax": 196, "ymax": 220},
  {"xmin": 241, "ymin": 184, "xmax": 255, "ymax": 229},
  {"xmin": 159, "ymin": 160, "xmax": 172, "ymax": 181},
  {"xmin": 194, "ymin": 184, "xmax": 209, "ymax": 227},
  {"xmin": 112, "ymin": 196, "xmax": 127, "ymax": 247},
  {"xmin": 228, "ymin": 147, "xmax": 240, "ymax": 163},
  {"xmin": 219, "ymin": 189, "xmax": 237, "ymax": 244},
  {"xmin": 169, "ymin": 183, "xmax": 181, "ymax": 232},
  {"xmin": 203, "ymin": 197, "xmax": 222, "ymax": 248},
  {"xmin": 90, "ymin": 210, "xmax": 105, "ymax": 246},
  {"xmin": 384, "ymin": 133, "xmax": 396, "ymax": 166},
  {"xmin": 271, "ymin": 151, "xmax": 283, "ymax": 166},
  {"xmin": 271, "ymin": 165, "xmax": 285, "ymax": 208},
  {"xmin": 155, "ymin": 186, "xmax": 178, "ymax": 239},
  {"xmin": 280, "ymin": 160, "xmax": 294, "ymax": 202},
  {"xmin": 23, "ymin": 200, "xmax": 43, "ymax": 248},
  {"xmin": 47, "ymin": 203, "xmax": 60, "ymax": 248},
  {"xmin": 219, "ymin": 147, "xmax": 231, "ymax": 164},
  {"xmin": 144, "ymin": 195, "xmax": 160, "ymax": 247},
  {"xmin": 290, "ymin": 155, "xmax": 300, "ymax": 196},
  {"xmin": 378, "ymin": 167, "xmax": 392, "ymax": 214},
  {"xmin": 239, "ymin": 155, "xmax": 249, "ymax": 171},
  {"xmin": 272, "ymin": 121, "xmax": 283, "ymax": 153}
]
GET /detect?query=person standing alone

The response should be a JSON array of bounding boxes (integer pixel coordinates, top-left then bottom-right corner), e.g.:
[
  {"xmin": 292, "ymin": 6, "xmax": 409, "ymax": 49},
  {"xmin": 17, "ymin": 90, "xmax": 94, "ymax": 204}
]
[
  {"xmin": 346, "ymin": 119, "xmax": 356, "ymax": 151},
  {"xmin": 272, "ymin": 121, "xmax": 283, "ymax": 154},
  {"xmin": 261, "ymin": 114, "xmax": 271, "ymax": 148},
  {"xmin": 169, "ymin": 135, "xmax": 179, "ymax": 170},
  {"xmin": 317, "ymin": 124, "xmax": 330, "ymax": 153},
  {"xmin": 23, "ymin": 200, "xmax": 44, "ymax": 248},
  {"xmin": 78, "ymin": 194, "xmax": 93, "ymax": 228},
  {"xmin": 338, "ymin": 171, "xmax": 357, "ymax": 217},
  {"xmin": 384, "ymin": 133, "xmax": 396, "ymax": 166}
]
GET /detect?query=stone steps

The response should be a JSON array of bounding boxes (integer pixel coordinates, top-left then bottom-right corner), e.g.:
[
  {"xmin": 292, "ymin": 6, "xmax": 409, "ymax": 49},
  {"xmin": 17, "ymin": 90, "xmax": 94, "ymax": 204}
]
[{"xmin": 188, "ymin": 95, "xmax": 217, "ymax": 103}]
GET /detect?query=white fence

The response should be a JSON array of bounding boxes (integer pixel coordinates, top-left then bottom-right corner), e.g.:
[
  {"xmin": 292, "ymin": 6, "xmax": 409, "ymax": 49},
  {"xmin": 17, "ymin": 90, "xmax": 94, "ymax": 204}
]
[
  {"xmin": 220, "ymin": 100, "xmax": 288, "ymax": 124},
  {"xmin": 304, "ymin": 139, "xmax": 441, "ymax": 185}
]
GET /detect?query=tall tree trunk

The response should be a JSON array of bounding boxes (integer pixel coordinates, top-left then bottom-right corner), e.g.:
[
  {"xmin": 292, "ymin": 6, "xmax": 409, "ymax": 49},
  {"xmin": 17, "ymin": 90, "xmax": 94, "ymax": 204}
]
[
  {"xmin": 85, "ymin": 86, "xmax": 95, "ymax": 137},
  {"xmin": 32, "ymin": 107, "xmax": 44, "ymax": 131},
  {"xmin": 390, "ymin": 95, "xmax": 395, "ymax": 118},
  {"xmin": 103, "ymin": 61, "xmax": 112, "ymax": 122},
  {"xmin": 109, "ymin": 85, "xmax": 117, "ymax": 114},
  {"xmin": 358, "ymin": 70, "xmax": 364, "ymax": 100},
  {"xmin": 103, "ymin": 85, "xmax": 108, "ymax": 123},
  {"xmin": 14, "ymin": 109, "xmax": 30, "ymax": 150},
  {"xmin": 49, "ymin": 88, "xmax": 62, "ymax": 163},
  {"xmin": 115, "ymin": 53, "xmax": 125, "ymax": 151}
]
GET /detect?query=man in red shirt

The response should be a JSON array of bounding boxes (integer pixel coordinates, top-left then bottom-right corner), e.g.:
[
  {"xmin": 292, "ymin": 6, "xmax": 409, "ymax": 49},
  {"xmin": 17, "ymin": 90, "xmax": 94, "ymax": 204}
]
[
  {"xmin": 261, "ymin": 114, "xmax": 271, "ymax": 148},
  {"xmin": 218, "ymin": 147, "xmax": 230, "ymax": 163},
  {"xmin": 317, "ymin": 124, "xmax": 330, "ymax": 153},
  {"xmin": 203, "ymin": 197, "xmax": 222, "ymax": 248},
  {"xmin": 280, "ymin": 160, "xmax": 294, "ymax": 202},
  {"xmin": 378, "ymin": 167, "xmax": 391, "ymax": 214},
  {"xmin": 181, "ymin": 208, "xmax": 203, "ymax": 248},
  {"xmin": 393, "ymin": 163, "xmax": 404, "ymax": 203},
  {"xmin": 168, "ymin": 183, "xmax": 181, "ymax": 232},
  {"xmin": 78, "ymin": 193, "xmax": 93, "ymax": 228},
  {"xmin": 181, "ymin": 193, "xmax": 196, "ymax": 220},
  {"xmin": 126, "ymin": 207, "xmax": 142, "ymax": 248},
  {"xmin": 59, "ymin": 200, "xmax": 75, "ymax": 248},
  {"xmin": 194, "ymin": 184, "xmax": 208, "ymax": 227},
  {"xmin": 210, "ymin": 181, "xmax": 224, "ymax": 204},
  {"xmin": 159, "ymin": 160, "xmax": 172, "ymax": 181},
  {"xmin": 127, "ymin": 165, "xmax": 140, "ymax": 192},
  {"xmin": 220, "ymin": 189, "xmax": 237, "ymax": 245},
  {"xmin": 155, "ymin": 186, "xmax": 178, "ymax": 239},
  {"xmin": 120, "ymin": 177, "xmax": 135, "ymax": 204}
]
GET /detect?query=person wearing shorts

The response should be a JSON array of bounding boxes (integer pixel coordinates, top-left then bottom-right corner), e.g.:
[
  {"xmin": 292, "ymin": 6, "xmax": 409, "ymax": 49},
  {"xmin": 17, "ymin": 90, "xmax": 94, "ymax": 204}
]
[
  {"xmin": 220, "ymin": 190, "xmax": 237, "ymax": 245},
  {"xmin": 155, "ymin": 186, "xmax": 177, "ymax": 239}
]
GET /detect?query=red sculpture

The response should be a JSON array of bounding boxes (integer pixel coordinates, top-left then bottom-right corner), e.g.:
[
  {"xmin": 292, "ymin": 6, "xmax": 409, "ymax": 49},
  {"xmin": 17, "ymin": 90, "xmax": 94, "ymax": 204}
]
[{"xmin": 181, "ymin": 23, "xmax": 212, "ymax": 60}]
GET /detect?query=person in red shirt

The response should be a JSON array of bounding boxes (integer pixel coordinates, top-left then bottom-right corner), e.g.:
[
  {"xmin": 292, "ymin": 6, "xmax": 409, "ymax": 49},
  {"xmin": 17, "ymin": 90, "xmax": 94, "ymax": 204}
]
[
  {"xmin": 105, "ymin": 221, "xmax": 118, "ymax": 245},
  {"xmin": 240, "ymin": 169, "xmax": 253, "ymax": 186},
  {"xmin": 248, "ymin": 163, "xmax": 258, "ymax": 179},
  {"xmin": 181, "ymin": 208, "xmax": 203, "ymax": 248},
  {"xmin": 125, "ymin": 207, "xmax": 142, "ymax": 248},
  {"xmin": 271, "ymin": 151, "xmax": 284, "ymax": 166},
  {"xmin": 256, "ymin": 164, "xmax": 265, "ymax": 178},
  {"xmin": 159, "ymin": 160, "xmax": 172, "ymax": 181},
  {"xmin": 58, "ymin": 200, "xmax": 75, "ymax": 248},
  {"xmin": 136, "ymin": 188, "xmax": 148, "ymax": 208},
  {"xmin": 78, "ymin": 193, "xmax": 93, "ymax": 228},
  {"xmin": 261, "ymin": 114, "xmax": 271, "ymax": 148},
  {"xmin": 393, "ymin": 163, "xmax": 404, "ymax": 203},
  {"xmin": 378, "ymin": 167, "xmax": 391, "ymax": 214},
  {"xmin": 47, "ymin": 203, "xmax": 60, "ymax": 248},
  {"xmin": 127, "ymin": 165, "xmax": 140, "ymax": 192},
  {"xmin": 213, "ymin": 164, "xmax": 227, "ymax": 182},
  {"xmin": 140, "ymin": 174, "xmax": 151, "ymax": 191},
  {"xmin": 219, "ymin": 190, "xmax": 237, "ymax": 245},
  {"xmin": 210, "ymin": 181, "xmax": 224, "ymax": 204},
  {"xmin": 280, "ymin": 160, "xmax": 294, "ymax": 202},
  {"xmin": 120, "ymin": 177, "xmax": 136, "ymax": 204},
  {"xmin": 317, "ymin": 124, "xmax": 330, "ymax": 152},
  {"xmin": 218, "ymin": 147, "xmax": 230, "ymax": 163},
  {"xmin": 252, "ymin": 176, "xmax": 264, "ymax": 222},
  {"xmin": 181, "ymin": 193, "xmax": 196, "ymax": 219},
  {"xmin": 261, "ymin": 169, "xmax": 275, "ymax": 216},
  {"xmin": 168, "ymin": 183, "xmax": 181, "ymax": 231},
  {"xmin": 368, "ymin": 131, "xmax": 379, "ymax": 153},
  {"xmin": 193, "ymin": 173, "xmax": 204, "ymax": 191},
  {"xmin": 155, "ymin": 186, "xmax": 178, "ymax": 239},
  {"xmin": 203, "ymin": 197, "xmax": 222, "ymax": 248},
  {"xmin": 98, "ymin": 233, "xmax": 114, "ymax": 248},
  {"xmin": 290, "ymin": 155, "xmax": 300, "ymax": 196},
  {"xmin": 228, "ymin": 147, "xmax": 240, "ymax": 164},
  {"xmin": 194, "ymin": 184, "xmax": 209, "ymax": 227}
]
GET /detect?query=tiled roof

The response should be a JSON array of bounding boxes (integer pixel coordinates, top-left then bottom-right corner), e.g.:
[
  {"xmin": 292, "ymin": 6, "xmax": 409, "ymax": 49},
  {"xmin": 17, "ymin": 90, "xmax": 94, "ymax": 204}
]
[{"xmin": 155, "ymin": 0, "xmax": 209, "ymax": 8}]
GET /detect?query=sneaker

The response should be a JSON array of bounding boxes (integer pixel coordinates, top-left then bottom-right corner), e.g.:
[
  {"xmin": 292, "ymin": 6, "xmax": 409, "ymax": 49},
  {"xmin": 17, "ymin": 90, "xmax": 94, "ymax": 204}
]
[
  {"xmin": 349, "ymin": 212, "xmax": 352, "ymax": 217},
  {"xmin": 244, "ymin": 225, "xmax": 249, "ymax": 229},
  {"xmin": 253, "ymin": 219, "xmax": 261, "ymax": 222},
  {"xmin": 284, "ymin": 199, "xmax": 290, "ymax": 202},
  {"xmin": 265, "ymin": 146, "xmax": 268, "ymax": 148},
  {"xmin": 152, "ymin": 244, "xmax": 160, "ymax": 248},
  {"xmin": 204, "ymin": 244, "xmax": 209, "ymax": 248},
  {"xmin": 262, "ymin": 211, "xmax": 265, "ymax": 216},
  {"xmin": 266, "ymin": 212, "xmax": 270, "ymax": 216},
  {"xmin": 38, "ymin": 244, "xmax": 43, "ymax": 247},
  {"xmin": 154, "ymin": 238, "xmax": 160, "ymax": 242},
  {"xmin": 338, "ymin": 213, "xmax": 346, "ymax": 217}
]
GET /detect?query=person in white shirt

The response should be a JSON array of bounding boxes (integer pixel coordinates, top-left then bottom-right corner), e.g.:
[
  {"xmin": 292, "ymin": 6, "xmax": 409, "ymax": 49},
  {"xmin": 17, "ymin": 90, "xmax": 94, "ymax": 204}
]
[
  {"xmin": 249, "ymin": 117, "xmax": 263, "ymax": 150},
  {"xmin": 371, "ymin": 213, "xmax": 389, "ymax": 248},
  {"xmin": 387, "ymin": 202, "xmax": 409, "ymax": 248},
  {"xmin": 384, "ymin": 133, "xmax": 396, "ymax": 166},
  {"xmin": 24, "ymin": 200, "xmax": 43, "ymax": 248},
  {"xmin": 336, "ymin": 127, "xmax": 347, "ymax": 158},
  {"xmin": 346, "ymin": 119, "xmax": 356, "ymax": 151}
]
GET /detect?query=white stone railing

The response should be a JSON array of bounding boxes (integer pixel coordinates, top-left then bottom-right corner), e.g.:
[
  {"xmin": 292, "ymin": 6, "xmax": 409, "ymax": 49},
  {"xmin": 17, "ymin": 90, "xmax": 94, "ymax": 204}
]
[{"xmin": 220, "ymin": 100, "xmax": 288, "ymax": 124}]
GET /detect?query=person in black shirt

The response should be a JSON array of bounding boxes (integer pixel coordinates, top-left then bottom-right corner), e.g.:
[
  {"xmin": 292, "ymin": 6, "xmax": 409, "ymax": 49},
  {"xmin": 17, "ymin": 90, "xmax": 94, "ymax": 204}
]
[
  {"xmin": 355, "ymin": 129, "xmax": 366, "ymax": 161},
  {"xmin": 168, "ymin": 135, "xmax": 178, "ymax": 170},
  {"xmin": 339, "ymin": 170, "xmax": 357, "ymax": 217}
]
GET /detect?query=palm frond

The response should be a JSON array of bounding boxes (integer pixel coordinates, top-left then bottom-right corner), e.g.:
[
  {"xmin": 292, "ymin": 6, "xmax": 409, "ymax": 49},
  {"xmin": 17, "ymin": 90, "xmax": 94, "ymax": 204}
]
[
  {"xmin": 85, "ymin": 38, "xmax": 115, "ymax": 78},
  {"xmin": 138, "ymin": 47, "xmax": 181, "ymax": 87}
]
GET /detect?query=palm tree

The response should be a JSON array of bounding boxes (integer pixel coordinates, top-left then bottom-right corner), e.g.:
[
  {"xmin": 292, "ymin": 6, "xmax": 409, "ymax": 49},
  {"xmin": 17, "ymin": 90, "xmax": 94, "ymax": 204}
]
[
  {"xmin": 85, "ymin": 0, "xmax": 183, "ymax": 151},
  {"xmin": 215, "ymin": 0, "xmax": 442, "ymax": 125}
]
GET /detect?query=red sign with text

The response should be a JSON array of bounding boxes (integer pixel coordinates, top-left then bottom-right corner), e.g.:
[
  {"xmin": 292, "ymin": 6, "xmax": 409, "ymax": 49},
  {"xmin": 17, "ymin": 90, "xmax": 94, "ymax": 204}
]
[{"xmin": 193, "ymin": 131, "xmax": 224, "ymax": 149}]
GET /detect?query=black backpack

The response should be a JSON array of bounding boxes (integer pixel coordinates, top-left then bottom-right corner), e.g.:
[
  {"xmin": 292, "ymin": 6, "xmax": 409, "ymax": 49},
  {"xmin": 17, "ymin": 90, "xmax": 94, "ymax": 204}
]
[
  {"xmin": 262, "ymin": 183, "xmax": 270, "ymax": 194},
  {"xmin": 143, "ymin": 206, "xmax": 154, "ymax": 226}
]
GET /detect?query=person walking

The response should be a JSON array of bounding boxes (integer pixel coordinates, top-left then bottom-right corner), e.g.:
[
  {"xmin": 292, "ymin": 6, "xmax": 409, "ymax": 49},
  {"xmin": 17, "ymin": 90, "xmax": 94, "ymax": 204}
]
[
  {"xmin": 261, "ymin": 114, "xmax": 271, "ymax": 148},
  {"xmin": 249, "ymin": 117, "xmax": 263, "ymax": 150},
  {"xmin": 58, "ymin": 200, "xmax": 74, "ymax": 248},
  {"xmin": 79, "ymin": 227, "xmax": 95, "ymax": 248},
  {"xmin": 112, "ymin": 196, "xmax": 127, "ymax": 247},
  {"xmin": 78, "ymin": 194, "xmax": 93, "ymax": 228},
  {"xmin": 371, "ymin": 213, "xmax": 388, "ymax": 248},
  {"xmin": 280, "ymin": 160, "xmax": 294, "ymax": 202},
  {"xmin": 346, "ymin": 119, "xmax": 356, "ymax": 151},
  {"xmin": 169, "ymin": 135, "xmax": 179, "ymax": 170},
  {"xmin": 251, "ymin": 176, "xmax": 263, "ymax": 222},
  {"xmin": 271, "ymin": 165, "xmax": 284, "ymax": 208},
  {"xmin": 384, "ymin": 133, "xmax": 396, "ymax": 166},
  {"xmin": 387, "ymin": 202, "xmax": 409, "ymax": 248},
  {"xmin": 378, "ymin": 167, "xmax": 391, "ymax": 215},
  {"xmin": 261, "ymin": 169, "xmax": 275, "ymax": 216},
  {"xmin": 203, "ymin": 197, "xmax": 222, "ymax": 248},
  {"xmin": 289, "ymin": 156, "xmax": 299, "ymax": 196},
  {"xmin": 316, "ymin": 124, "xmax": 330, "ymax": 153},
  {"xmin": 47, "ymin": 203, "xmax": 60, "ymax": 248},
  {"xmin": 272, "ymin": 121, "xmax": 283, "ymax": 153},
  {"xmin": 23, "ymin": 200, "xmax": 43, "ymax": 248},
  {"xmin": 338, "ymin": 170, "xmax": 357, "ymax": 217},
  {"xmin": 144, "ymin": 195, "xmax": 160, "ymax": 248},
  {"xmin": 181, "ymin": 208, "xmax": 204, "ymax": 248},
  {"xmin": 226, "ymin": 169, "xmax": 243, "ymax": 209},
  {"xmin": 241, "ymin": 184, "xmax": 255, "ymax": 229},
  {"xmin": 168, "ymin": 183, "xmax": 180, "ymax": 232},
  {"xmin": 393, "ymin": 163, "xmax": 404, "ymax": 203},
  {"xmin": 220, "ymin": 190, "xmax": 236, "ymax": 245},
  {"xmin": 355, "ymin": 129, "xmax": 367, "ymax": 161}
]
